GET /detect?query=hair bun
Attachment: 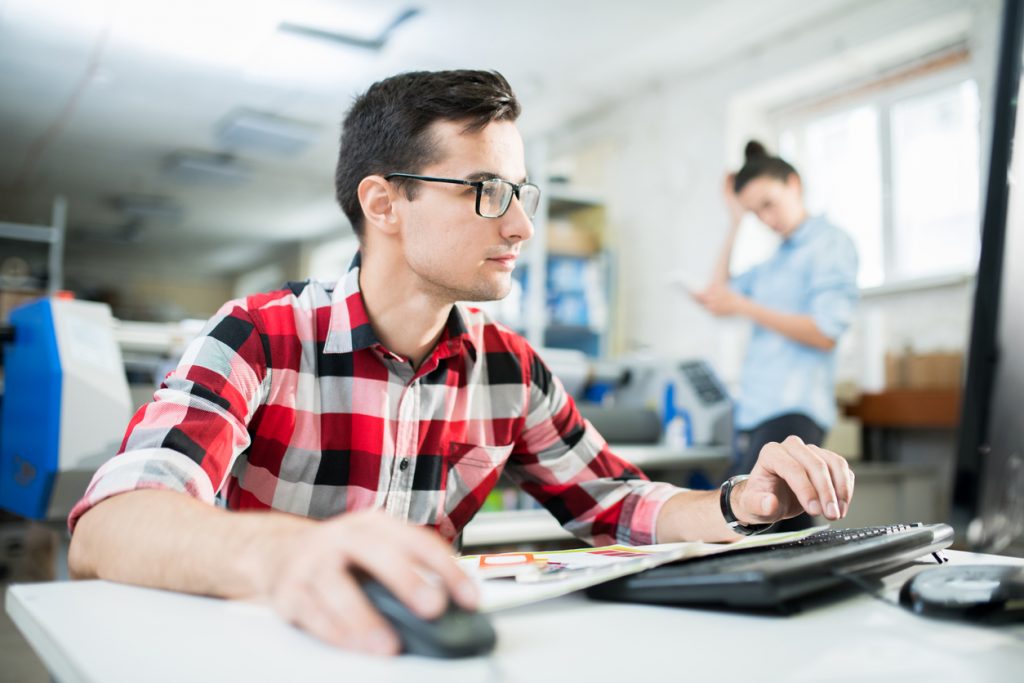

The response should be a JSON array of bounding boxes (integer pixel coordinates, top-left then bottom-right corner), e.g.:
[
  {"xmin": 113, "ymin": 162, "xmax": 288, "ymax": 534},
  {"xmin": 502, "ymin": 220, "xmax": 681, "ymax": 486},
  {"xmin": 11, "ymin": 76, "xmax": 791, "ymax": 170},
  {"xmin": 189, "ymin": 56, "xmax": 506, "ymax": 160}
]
[{"xmin": 744, "ymin": 140, "xmax": 769, "ymax": 162}]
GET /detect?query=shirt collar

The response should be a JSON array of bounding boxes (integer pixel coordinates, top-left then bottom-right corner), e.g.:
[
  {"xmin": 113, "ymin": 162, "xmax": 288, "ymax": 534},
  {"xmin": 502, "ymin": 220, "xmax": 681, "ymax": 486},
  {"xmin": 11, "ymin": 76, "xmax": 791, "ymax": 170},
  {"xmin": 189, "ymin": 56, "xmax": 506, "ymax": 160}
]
[
  {"xmin": 323, "ymin": 251, "xmax": 472, "ymax": 359},
  {"xmin": 782, "ymin": 215, "xmax": 821, "ymax": 248}
]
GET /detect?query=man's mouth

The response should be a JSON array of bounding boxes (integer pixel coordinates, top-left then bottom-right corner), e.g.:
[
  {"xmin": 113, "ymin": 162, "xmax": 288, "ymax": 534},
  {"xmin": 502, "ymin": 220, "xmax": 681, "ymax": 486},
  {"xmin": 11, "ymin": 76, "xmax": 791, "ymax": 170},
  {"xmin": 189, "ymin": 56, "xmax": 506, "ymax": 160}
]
[{"xmin": 487, "ymin": 254, "xmax": 518, "ymax": 268}]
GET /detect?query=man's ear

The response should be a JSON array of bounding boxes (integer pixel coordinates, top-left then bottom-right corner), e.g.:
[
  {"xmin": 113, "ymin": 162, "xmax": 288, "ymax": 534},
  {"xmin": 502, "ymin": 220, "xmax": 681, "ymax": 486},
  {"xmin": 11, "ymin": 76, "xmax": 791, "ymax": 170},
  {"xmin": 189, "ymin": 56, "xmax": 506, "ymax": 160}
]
[{"xmin": 357, "ymin": 175, "xmax": 401, "ymax": 236}]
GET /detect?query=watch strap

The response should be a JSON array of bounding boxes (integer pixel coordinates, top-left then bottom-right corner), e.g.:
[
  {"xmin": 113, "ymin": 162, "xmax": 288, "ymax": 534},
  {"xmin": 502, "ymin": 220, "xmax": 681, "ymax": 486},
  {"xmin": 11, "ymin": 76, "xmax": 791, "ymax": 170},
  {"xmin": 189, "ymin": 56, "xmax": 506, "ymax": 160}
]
[{"xmin": 719, "ymin": 474, "xmax": 775, "ymax": 536}]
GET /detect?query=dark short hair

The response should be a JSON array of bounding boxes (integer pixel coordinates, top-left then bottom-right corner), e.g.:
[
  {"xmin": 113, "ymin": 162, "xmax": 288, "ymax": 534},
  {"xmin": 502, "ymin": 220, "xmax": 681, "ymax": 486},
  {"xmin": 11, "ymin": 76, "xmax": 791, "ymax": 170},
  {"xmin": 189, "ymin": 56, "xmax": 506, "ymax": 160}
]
[
  {"xmin": 733, "ymin": 140, "xmax": 800, "ymax": 194},
  {"xmin": 335, "ymin": 70, "xmax": 521, "ymax": 237}
]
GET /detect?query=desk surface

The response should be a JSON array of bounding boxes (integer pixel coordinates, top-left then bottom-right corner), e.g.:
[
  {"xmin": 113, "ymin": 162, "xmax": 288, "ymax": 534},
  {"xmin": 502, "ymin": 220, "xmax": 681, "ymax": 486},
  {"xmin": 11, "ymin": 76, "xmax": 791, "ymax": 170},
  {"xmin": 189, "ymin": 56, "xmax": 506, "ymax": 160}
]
[{"xmin": 7, "ymin": 551, "xmax": 1024, "ymax": 683}]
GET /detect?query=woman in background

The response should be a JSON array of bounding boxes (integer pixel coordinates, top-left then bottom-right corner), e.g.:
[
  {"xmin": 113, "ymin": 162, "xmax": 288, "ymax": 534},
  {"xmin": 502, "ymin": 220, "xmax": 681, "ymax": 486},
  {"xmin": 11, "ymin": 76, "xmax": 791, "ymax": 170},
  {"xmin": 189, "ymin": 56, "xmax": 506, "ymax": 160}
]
[{"xmin": 694, "ymin": 141, "xmax": 859, "ymax": 529}]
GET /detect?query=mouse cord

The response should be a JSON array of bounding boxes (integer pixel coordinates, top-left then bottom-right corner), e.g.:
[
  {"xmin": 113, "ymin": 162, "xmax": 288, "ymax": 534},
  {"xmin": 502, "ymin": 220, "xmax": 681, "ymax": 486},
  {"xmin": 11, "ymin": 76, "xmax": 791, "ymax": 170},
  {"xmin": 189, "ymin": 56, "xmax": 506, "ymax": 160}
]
[{"xmin": 830, "ymin": 552, "xmax": 950, "ymax": 610}]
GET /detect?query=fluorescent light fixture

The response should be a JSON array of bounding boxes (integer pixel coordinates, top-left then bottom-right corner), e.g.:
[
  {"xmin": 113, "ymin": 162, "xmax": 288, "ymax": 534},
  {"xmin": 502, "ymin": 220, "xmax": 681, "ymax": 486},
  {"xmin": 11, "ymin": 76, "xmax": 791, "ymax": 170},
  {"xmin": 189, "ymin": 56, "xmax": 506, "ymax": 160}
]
[
  {"xmin": 279, "ymin": 4, "xmax": 418, "ymax": 48},
  {"xmin": 109, "ymin": 194, "xmax": 184, "ymax": 223},
  {"xmin": 244, "ymin": 5, "xmax": 420, "ymax": 89},
  {"xmin": 278, "ymin": 7, "xmax": 419, "ymax": 51},
  {"xmin": 216, "ymin": 109, "xmax": 319, "ymax": 157},
  {"xmin": 163, "ymin": 151, "xmax": 250, "ymax": 185}
]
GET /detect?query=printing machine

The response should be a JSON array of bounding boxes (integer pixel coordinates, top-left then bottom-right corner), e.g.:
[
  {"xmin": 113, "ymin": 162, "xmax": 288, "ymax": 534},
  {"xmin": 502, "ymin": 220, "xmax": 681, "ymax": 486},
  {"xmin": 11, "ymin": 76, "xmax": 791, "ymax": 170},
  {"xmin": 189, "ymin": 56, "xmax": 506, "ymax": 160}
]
[
  {"xmin": 540, "ymin": 349, "xmax": 734, "ymax": 447},
  {"xmin": 0, "ymin": 298, "xmax": 131, "ymax": 520}
]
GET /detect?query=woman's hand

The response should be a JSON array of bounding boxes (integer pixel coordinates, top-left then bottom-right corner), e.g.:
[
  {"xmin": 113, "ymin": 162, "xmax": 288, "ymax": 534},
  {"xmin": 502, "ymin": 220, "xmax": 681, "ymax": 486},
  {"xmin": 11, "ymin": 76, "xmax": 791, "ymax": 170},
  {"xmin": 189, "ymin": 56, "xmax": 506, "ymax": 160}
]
[
  {"xmin": 692, "ymin": 283, "xmax": 749, "ymax": 317},
  {"xmin": 723, "ymin": 172, "xmax": 745, "ymax": 227}
]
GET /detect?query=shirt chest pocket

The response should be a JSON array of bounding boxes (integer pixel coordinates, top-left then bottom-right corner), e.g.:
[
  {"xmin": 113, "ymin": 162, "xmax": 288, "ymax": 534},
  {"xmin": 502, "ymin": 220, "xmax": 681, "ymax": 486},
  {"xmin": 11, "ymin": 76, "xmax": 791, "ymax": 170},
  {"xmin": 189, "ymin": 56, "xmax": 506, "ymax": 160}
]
[{"xmin": 442, "ymin": 442, "xmax": 514, "ymax": 514}]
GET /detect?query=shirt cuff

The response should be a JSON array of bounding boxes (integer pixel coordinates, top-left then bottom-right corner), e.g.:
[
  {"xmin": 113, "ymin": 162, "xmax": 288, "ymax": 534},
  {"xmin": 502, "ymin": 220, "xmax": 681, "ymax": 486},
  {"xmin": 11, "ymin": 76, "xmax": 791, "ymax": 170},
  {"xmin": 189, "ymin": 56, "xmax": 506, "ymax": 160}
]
[
  {"xmin": 67, "ymin": 448, "xmax": 216, "ymax": 533},
  {"xmin": 617, "ymin": 481, "xmax": 689, "ymax": 546}
]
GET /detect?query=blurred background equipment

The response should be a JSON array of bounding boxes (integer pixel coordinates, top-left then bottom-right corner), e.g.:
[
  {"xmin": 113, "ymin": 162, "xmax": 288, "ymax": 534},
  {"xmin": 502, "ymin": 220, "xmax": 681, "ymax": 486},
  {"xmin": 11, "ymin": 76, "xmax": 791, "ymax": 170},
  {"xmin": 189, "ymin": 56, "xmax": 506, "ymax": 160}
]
[{"xmin": 0, "ymin": 298, "xmax": 130, "ymax": 520}]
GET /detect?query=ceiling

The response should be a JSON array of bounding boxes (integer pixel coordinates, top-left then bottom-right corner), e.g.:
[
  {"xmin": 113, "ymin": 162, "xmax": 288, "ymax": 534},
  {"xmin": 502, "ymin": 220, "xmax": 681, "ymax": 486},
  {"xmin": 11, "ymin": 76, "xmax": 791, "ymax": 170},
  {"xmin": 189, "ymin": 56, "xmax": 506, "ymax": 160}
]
[{"xmin": 0, "ymin": 0, "xmax": 862, "ymax": 282}]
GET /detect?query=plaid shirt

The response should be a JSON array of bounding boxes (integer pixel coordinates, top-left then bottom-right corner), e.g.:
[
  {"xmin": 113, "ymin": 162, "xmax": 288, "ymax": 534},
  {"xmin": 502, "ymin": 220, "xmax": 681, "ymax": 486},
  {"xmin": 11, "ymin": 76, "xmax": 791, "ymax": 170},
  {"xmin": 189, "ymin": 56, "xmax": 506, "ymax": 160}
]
[{"xmin": 69, "ymin": 256, "xmax": 682, "ymax": 545}]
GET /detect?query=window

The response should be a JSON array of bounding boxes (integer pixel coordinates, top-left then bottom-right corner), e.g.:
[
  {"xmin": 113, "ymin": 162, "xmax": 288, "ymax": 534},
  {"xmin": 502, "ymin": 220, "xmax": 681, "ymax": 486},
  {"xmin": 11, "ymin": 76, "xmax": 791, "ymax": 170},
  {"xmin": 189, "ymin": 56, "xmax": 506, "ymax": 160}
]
[
  {"xmin": 780, "ymin": 106, "xmax": 884, "ymax": 287},
  {"xmin": 889, "ymin": 81, "xmax": 980, "ymax": 280},
  {"xmin": 776, "ymin": 73, "xmax": 980, "ymax": 288}
]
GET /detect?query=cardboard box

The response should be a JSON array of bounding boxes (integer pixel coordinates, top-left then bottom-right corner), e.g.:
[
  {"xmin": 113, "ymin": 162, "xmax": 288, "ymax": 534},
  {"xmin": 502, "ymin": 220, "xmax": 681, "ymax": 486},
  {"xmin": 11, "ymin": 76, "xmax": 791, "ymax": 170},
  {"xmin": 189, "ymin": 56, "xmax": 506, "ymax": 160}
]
[
  {"xmin": 823, "ymin": 415, "xmax": 862, "ymax": 460},
  {"xmin": 547, "ymin": 218, "xmax": 599, "ymax": 256},
  {"xmin": 885, "ymin": 351, "xmax": 963, "ymax": 390},
  {"xmin": 1, "ymin": 288, "xmax": 45, "ymax": 323}
]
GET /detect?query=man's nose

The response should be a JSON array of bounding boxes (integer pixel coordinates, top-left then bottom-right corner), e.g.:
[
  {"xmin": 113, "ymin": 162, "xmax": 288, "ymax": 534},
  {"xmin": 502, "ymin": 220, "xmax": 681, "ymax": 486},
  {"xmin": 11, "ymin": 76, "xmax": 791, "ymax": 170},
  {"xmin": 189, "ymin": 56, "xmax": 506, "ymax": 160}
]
[{"xmin": 500, "ymin": 196, "xmax": 535, "ymax": 243}]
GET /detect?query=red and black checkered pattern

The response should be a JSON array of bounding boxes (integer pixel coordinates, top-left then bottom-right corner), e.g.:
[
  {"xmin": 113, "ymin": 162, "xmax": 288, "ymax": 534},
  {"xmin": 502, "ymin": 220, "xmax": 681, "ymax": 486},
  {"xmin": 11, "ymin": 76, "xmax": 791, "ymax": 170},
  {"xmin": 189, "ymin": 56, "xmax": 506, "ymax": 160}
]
[{"xmin": 69, "ymin": 256, "xmax": 682, "ymax": 545}]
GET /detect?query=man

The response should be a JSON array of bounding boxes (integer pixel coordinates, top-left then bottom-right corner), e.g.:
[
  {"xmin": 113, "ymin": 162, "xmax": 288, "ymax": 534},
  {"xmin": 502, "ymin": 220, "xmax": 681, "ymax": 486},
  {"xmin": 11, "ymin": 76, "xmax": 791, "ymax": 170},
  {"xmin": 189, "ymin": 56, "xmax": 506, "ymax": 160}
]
[{"xmin": 68, "ymin": 70, "xmax": 855, "ymax": 656}]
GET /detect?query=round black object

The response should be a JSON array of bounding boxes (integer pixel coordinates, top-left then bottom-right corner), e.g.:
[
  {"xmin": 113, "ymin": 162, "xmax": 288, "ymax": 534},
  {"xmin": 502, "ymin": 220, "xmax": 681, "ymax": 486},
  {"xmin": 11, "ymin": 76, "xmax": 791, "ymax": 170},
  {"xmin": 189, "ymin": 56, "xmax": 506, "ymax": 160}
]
[{"xmin": 899, "ymin": 564, "xmax": 1024, "ymax": 623}]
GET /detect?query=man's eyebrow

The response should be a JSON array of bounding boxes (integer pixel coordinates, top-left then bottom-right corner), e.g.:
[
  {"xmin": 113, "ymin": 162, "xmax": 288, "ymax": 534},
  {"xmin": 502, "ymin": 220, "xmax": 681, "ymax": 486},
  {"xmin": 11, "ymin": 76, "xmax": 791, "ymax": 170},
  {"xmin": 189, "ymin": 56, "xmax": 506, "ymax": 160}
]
[{"xmin": 465, "ymin": 170, "xmax": 529, "ymax": 183}]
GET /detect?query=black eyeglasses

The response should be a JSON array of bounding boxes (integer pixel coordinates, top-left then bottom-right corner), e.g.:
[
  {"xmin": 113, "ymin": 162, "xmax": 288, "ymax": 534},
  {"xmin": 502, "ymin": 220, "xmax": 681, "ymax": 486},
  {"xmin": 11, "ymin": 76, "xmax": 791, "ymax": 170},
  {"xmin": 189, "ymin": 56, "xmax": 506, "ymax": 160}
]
[{"xmin": 384, "ymin": 173, "xmax": 541, "ymax": 219}]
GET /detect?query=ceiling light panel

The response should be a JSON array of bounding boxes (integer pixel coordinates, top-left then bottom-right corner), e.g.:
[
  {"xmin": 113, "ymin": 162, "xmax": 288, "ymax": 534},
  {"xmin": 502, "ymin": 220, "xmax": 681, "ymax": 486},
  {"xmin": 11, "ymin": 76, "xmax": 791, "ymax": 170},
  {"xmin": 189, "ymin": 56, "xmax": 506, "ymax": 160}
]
[
  {"xmin": 216, "ymin": 110, "xmax": 320, "ymax": 156},
  {"xmin": 163, "ymin": 151, "xmax": 250, "ymax": 185}
]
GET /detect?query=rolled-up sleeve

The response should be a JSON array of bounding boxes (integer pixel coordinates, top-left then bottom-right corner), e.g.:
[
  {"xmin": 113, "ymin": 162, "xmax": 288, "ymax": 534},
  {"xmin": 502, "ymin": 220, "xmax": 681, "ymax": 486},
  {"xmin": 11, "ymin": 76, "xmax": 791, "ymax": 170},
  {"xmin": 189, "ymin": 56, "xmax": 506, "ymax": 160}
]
[
  {"xmin": 730, "ymin": 264, "xmax": 760, "ymax": 298},
  {"xmin": 67, "ymin": 300, "xmax": 270, "ymax": 532},
  {"xmin": 807, "ymin": 230, "xmax": 859, "ymax": 340},
  {"xmin": 504, "ymin": 349, "xmax": 685, "ymax": 547}
]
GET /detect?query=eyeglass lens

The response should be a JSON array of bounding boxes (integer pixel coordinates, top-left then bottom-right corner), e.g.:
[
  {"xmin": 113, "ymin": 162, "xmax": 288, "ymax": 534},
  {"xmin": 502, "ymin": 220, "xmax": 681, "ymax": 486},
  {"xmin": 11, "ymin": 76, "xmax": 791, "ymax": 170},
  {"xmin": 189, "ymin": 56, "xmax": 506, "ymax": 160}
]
[{"xmin": 479, "ymin": 179, "xmax": 540, "ymax": 218}]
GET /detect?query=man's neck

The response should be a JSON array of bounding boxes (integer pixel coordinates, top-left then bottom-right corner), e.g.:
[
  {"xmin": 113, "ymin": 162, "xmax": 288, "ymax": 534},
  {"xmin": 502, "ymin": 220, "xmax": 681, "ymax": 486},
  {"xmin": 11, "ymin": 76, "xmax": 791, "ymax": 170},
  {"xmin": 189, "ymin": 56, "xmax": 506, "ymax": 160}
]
[{"xmin": 358, "ymin": 249, "xmax": 453, "ymax": 369}]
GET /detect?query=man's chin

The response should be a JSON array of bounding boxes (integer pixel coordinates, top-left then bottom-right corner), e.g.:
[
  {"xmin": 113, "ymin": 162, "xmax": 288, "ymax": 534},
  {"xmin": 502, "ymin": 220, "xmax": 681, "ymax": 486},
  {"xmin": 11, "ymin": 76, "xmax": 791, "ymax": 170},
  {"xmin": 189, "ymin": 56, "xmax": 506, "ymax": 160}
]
[{"xmin": 458, "ymin": 280, "xmax": 512, "ymax": 303}]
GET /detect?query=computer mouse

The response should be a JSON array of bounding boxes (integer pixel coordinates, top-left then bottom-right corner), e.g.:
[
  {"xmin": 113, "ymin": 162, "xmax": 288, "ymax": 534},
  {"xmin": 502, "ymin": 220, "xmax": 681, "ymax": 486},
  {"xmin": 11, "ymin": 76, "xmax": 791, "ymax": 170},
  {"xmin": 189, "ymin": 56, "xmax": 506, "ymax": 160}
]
[
  {"xmin": 359, "ymin": 578, "xmax": 497, "ymax": 658},
  {"xmin": 899, "ymin": 564, "xmax": 1024, "ymax": 623}
]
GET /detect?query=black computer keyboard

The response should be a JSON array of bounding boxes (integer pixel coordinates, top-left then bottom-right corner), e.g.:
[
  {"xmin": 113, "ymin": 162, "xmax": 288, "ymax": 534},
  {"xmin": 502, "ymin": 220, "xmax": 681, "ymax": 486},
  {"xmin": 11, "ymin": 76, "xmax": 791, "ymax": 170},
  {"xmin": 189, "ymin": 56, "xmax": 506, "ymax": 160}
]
[
  {"xmin": 747, "ymin": 523, "xmax": 921, "ymax": 550},
  {"xmin": 586, "ymin": 523, "xmax": 954, "ymax": 610}
]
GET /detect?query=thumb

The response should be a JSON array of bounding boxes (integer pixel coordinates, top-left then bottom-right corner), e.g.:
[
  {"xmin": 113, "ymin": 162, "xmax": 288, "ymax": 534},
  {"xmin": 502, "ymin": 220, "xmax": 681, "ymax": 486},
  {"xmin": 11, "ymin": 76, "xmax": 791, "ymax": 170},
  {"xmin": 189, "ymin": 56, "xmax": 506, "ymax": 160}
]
[{"xmin": 740, "ymin": 489, "xmax": 779, "ymax": 522}]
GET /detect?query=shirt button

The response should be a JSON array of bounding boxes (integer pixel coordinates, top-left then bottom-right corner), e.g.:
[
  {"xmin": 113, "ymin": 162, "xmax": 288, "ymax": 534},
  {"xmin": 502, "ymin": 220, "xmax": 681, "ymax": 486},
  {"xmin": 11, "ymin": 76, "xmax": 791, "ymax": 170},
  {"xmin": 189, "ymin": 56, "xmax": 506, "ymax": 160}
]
[{"xmin": 399, "ymin": 458, "xmax": 409, "ymax": 471}]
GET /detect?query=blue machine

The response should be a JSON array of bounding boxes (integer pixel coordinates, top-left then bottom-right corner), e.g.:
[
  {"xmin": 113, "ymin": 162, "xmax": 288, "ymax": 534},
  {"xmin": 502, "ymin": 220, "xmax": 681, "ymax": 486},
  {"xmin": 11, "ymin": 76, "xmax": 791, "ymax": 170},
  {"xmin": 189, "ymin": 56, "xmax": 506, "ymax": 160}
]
[{"xmin": 0, "ymin": 298, "xmax": 131, "ymax": 520}]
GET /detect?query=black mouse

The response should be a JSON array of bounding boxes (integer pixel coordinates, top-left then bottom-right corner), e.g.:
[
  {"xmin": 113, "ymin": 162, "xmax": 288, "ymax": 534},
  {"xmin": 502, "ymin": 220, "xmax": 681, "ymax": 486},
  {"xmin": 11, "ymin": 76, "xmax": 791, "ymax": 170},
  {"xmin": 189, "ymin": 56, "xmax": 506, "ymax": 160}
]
[
  {"xmin": 899, "ymin": 564, "xmax": 1024, "ymax": 623},
  {"xmin": 359, "ymin": 578, "xmax": 497, "ymax": 658}
]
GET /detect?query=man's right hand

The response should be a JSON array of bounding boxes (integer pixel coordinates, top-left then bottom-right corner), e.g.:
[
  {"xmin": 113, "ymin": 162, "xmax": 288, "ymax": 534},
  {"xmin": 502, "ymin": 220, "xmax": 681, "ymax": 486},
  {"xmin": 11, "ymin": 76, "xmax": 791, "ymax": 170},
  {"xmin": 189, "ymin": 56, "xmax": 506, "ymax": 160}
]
[
  {"xmin": 251, "ymin": 509, "xmax": 478, "ymax": 656},
  {"xmin": 69, "ymin": 490, "xmax": 476, "ymax": 657}
]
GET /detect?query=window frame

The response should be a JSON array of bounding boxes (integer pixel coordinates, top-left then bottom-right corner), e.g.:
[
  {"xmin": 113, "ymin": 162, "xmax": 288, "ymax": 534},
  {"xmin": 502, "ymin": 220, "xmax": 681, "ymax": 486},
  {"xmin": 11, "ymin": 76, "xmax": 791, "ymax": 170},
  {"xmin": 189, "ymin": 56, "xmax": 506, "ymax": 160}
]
[{"xmin": 768, "ymin": 63, "xmax": 980, "ymax": 291}]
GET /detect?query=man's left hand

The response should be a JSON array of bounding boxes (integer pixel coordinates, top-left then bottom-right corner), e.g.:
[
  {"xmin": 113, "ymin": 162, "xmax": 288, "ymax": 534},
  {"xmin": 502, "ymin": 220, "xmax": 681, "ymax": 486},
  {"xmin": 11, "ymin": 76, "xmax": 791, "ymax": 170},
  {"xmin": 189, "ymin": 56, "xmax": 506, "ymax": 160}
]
[{"xmin": 733, "ymin": 436, "xmax": 854, "ymax": 524}]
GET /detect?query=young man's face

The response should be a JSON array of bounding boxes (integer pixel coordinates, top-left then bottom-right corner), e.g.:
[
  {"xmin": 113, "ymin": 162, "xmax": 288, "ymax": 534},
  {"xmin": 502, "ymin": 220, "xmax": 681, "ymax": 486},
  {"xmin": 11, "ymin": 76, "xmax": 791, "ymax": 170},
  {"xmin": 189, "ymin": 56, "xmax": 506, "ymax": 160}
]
[{"xmin": 396, "ymin": 119, "xmax": 534, "ymax": 303}]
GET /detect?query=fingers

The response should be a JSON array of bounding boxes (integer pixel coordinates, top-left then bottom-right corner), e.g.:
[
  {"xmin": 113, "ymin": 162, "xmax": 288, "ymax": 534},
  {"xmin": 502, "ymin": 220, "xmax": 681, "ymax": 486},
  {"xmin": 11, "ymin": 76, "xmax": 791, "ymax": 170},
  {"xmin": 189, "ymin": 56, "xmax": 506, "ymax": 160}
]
[
  {"xmin": 403, "ymin": 525, "xmax": 479, "ymax": 610},
  {"xmin": 779, "ymin": 436, "xmax": 840, "ymax": 519},
  {"xmin": 273, "ymin": 566, "xmax": 398, "ymax": 656},
  {"xmin": 347, "ymin": 524, "xmax": 476, "ymax": 619},
  {"xmin": 810, "ymin": 444, "xmax": 855, "ymax": 516},
  {"xmin": 264, "ymin": 510, "xmax": 472, "ymax": 656},
  {"xmin": 753, "ymin": 436, "xmax": 854, "ymax": 521},
  {"xmin": 754, "ymin": 441, "xmax": 820, "ymax": 518}
]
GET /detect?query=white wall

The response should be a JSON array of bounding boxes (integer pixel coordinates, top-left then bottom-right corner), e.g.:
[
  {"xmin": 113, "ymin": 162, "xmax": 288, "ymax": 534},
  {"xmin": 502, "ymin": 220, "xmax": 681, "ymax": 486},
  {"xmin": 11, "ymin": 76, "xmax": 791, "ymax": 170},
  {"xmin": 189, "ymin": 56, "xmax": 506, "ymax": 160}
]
[{"xmin": 542, "ymin": 0, "xmax": 1000, "ymax": 390}]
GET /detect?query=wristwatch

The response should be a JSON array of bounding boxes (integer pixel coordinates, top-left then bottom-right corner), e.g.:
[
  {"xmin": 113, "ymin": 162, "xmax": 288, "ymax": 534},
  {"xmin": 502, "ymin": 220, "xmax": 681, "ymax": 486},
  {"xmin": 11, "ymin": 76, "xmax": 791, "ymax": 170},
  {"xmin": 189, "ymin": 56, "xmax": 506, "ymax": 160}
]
[{"xmin": 719, "ymin": 474, "xmax": 775, "ymax": 536}]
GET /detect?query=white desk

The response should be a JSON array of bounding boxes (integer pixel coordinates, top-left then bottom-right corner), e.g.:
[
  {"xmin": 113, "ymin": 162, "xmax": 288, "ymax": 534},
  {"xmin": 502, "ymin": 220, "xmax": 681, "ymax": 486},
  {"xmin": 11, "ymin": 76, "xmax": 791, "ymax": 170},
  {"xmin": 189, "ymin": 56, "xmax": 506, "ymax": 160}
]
[{"xmin": 7, "ymin": 550, "xmax": 1024, "ymax": 682}]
